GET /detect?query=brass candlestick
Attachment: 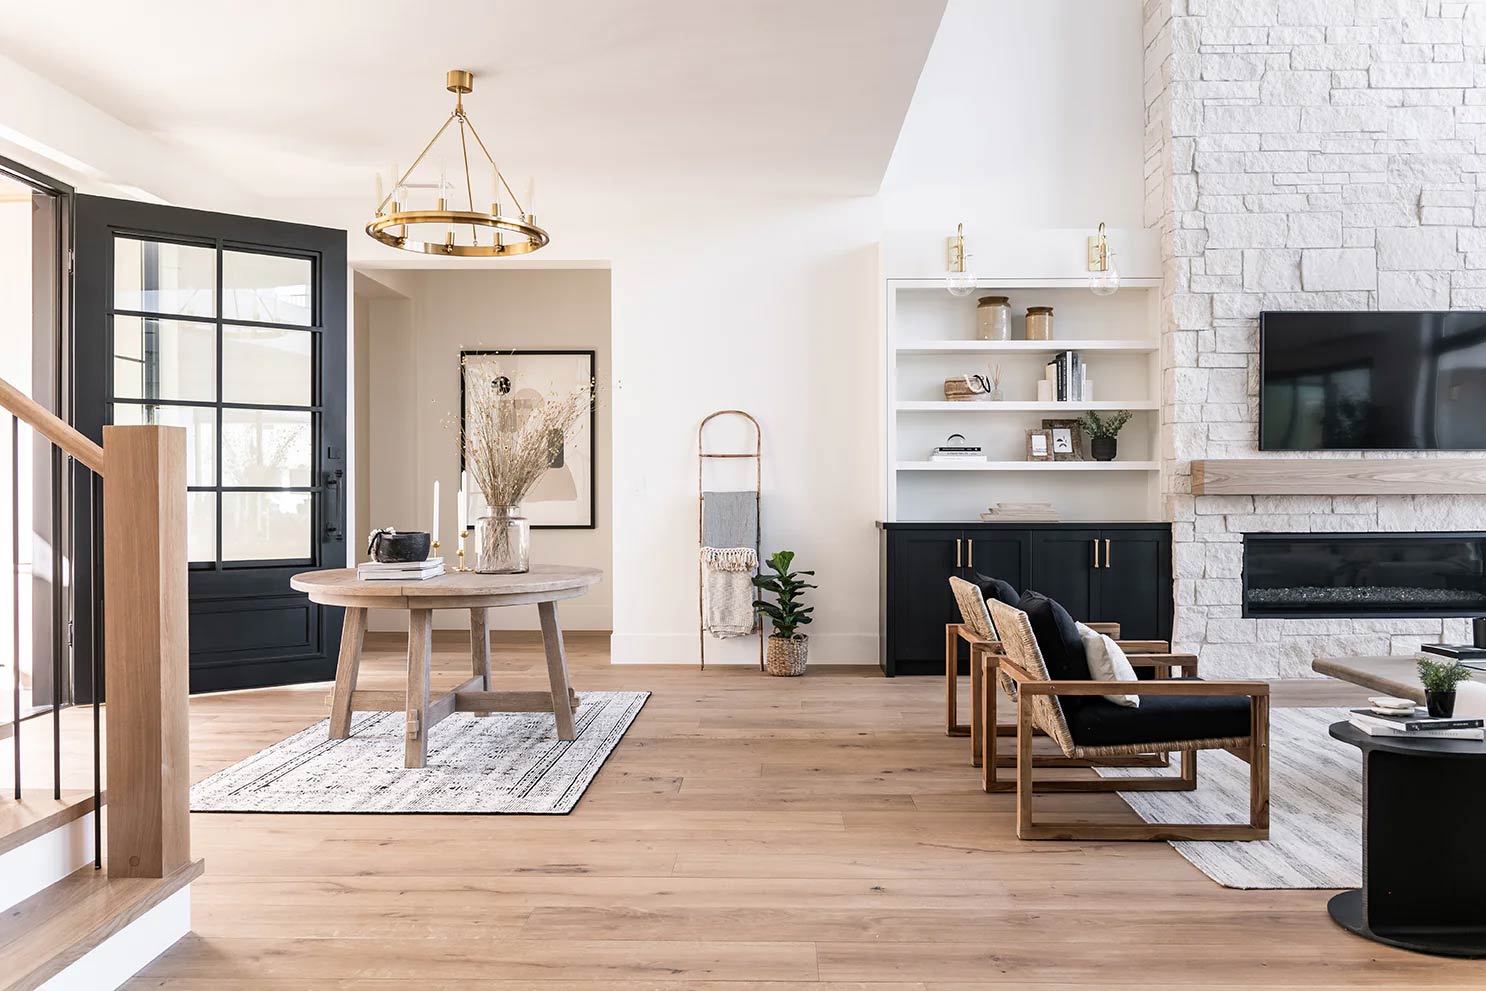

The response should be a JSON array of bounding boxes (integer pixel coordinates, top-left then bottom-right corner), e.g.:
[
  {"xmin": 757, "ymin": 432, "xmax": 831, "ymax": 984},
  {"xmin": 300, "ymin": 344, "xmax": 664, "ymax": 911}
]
[{"xmin": 456, "ymin": 528, "xmax": 470, "ymax": 572}]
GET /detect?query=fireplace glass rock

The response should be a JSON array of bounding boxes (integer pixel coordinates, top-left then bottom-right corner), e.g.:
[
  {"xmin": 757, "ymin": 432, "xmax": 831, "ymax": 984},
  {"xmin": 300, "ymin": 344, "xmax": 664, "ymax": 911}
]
[{"xmin": 1242, "ymin": 533, "xmax": 1486, "ymax": 619}]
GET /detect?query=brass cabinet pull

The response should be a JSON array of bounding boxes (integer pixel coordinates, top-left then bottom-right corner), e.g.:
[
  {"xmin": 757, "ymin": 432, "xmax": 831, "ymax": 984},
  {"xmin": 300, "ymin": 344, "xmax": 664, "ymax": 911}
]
[
  {"xmin": 1093, "ymin": 539, "xmax": 1100, "ymax": 569},
  {"xmin": 968, "ymin": 540, "xmax": 973, "ymax": 569},
  {"xmin": 956, "ymin": 538, "xmax": 962, "ymax": 569},
  {"xmin": 1105, "ymin": 538, "xmax": 1112, "ymax": 569}
]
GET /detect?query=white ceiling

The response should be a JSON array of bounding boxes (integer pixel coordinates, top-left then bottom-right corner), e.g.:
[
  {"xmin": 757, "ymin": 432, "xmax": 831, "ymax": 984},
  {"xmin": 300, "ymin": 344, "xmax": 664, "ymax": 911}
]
[{"xmin": 0, "ymin": 1, "xmax": 946, "ymax": 201}]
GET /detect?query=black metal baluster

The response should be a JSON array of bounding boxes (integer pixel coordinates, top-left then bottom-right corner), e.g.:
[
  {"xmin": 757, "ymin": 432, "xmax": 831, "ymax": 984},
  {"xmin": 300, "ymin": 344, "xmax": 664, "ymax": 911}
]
[
  {"xmin": 91, "ymin": 470, "xmax": 102, "ymax": 870},
  {"xmin": 11, "ymin": 414, "xmax": 19, "ymax": 800}
]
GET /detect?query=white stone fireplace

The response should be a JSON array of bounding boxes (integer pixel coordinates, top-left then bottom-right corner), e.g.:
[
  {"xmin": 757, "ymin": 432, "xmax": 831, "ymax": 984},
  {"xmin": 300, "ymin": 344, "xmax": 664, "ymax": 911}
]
[{"xmin": 1144, "ymin": 0, "xmax": 1486, "ymax": 677}]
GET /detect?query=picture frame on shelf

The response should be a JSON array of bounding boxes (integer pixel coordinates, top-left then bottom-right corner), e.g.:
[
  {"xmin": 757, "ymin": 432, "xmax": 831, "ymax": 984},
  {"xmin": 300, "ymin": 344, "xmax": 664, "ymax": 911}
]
[
  {"xmin": 1025, "ymin": 428, "xmax": 1053, "ymax": 462},
  {"xmin": 1042, "ymin": 418, "xmax": 1084, "ymax": 461}
]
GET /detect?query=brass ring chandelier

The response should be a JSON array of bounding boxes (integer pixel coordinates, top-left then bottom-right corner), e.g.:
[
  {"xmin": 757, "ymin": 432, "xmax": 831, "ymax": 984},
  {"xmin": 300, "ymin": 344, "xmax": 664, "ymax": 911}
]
[{"xmin": 366, "ymin": 70, "xmax": 549, "ymax": 257}]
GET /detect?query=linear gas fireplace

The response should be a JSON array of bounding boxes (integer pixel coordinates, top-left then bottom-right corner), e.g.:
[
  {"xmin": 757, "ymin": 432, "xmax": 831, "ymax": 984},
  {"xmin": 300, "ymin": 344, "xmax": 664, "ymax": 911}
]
[{"xmin": 1242, "ymin": 532, "xmax": 1486, "ymax": 619}]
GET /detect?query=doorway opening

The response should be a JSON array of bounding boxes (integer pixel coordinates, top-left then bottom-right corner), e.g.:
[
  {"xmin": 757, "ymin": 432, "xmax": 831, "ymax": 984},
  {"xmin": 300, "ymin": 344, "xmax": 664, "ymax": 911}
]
[{"xmin": 351, "ymin": 267, "xmax": 613, "ymax": 637}]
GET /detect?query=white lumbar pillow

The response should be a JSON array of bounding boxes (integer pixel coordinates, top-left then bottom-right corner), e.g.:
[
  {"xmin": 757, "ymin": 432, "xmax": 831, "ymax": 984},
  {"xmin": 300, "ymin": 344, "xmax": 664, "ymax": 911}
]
[{"xmin": 1077, "ymin": 622, "xmax": 1139, "ymax": 708}]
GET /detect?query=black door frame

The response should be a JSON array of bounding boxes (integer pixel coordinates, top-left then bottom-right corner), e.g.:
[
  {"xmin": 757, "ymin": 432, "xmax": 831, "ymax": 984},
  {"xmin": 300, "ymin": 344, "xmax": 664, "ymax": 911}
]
[{"xmin": 73, "ymin": 196, "xmax": 347, "ymax": 695}]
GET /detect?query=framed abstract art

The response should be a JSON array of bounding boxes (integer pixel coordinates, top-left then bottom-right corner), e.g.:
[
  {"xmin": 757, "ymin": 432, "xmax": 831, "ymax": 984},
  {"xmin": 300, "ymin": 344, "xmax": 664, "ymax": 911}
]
[{"xmin": 459, "ymin": 349, "xmax": 596, "ymax": 529}]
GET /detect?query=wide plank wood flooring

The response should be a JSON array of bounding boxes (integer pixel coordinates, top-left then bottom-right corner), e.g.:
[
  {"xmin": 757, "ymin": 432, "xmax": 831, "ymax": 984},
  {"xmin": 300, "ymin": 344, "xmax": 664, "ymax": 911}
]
[{"xmin": 17, "ymin": 630, "xmax": 1482, "ymax": 988}]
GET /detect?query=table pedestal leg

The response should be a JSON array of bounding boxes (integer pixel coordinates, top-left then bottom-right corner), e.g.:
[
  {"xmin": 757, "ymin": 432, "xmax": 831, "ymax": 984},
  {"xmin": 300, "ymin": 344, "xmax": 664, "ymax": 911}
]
[
  {"xmin": 405, "ymin": 608, "xmax": 433, "ymax": 768},
  {"xmin": 470, "ymin": 607, "xmax": 492, "ymax": 691},
  {"xmin": 538, "ymin": 600, "xmax": 577, "ymax": 740},
  {"xmin": 328, "ymin": 607, "xmax": 367, "ymax": 739}
]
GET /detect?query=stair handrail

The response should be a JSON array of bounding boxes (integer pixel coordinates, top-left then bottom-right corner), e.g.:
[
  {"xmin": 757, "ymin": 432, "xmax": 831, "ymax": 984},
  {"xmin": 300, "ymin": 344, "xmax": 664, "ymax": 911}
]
[{"xmin": 0, "ymin": 377, "xmax": 104, "ymax": 475}]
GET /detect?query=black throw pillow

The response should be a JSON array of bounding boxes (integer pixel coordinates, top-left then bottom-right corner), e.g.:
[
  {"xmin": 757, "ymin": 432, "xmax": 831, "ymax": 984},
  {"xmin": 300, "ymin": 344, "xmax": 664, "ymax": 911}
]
[
  {"xmin": 1018, "ymin": 589, "xmax": 1092, "ymax": 682},
  {"xmin": 978, "ymin": 576, "xmax": 1022, "ymax": 609}
]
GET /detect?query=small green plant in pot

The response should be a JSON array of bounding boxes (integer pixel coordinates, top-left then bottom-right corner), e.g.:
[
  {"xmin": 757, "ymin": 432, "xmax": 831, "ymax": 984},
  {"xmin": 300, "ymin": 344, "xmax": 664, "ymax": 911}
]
[
  {"xmin": 1081, "ymin": 409, "xmax": 1133, "ymax": 462},
  {"xmin": 752, "ymin": 551, "xmax": 816, "ymax": 677},
  {"xmin": 1417, "ymin": 657, "xmax": 1473, "ymax": 718}
]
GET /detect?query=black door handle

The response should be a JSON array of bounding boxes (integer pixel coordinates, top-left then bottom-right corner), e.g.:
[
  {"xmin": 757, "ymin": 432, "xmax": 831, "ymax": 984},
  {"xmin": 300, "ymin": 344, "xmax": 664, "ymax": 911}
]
[{"xmin": 324, "ymin": 468, "xmax": 344, "ymax": 541}]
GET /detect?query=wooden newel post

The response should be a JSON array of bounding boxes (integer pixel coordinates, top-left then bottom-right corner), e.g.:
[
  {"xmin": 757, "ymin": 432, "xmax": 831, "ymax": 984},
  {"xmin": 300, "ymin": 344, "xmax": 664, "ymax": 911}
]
[{"xmin": 103, "ymin": 424, "xmax": 191, "ymax": 879}]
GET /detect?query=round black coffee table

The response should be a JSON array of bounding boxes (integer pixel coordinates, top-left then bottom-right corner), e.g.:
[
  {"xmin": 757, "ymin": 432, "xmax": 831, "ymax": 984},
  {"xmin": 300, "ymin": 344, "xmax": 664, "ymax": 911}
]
[{"xmin": 1328, "ymin": 720, "xmax": 1486, "ymax": 958}]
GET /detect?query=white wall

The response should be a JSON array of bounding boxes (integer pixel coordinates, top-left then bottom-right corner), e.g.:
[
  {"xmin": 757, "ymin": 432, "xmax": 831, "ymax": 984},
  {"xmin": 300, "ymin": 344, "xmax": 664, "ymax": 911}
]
[
  {"xmin": 881, "ymin": 0, "xmax": 1147, "ymax": 232},
  {"xmin": 0, "ymin": 1, "xmax": 1153, "ymax": 667},
  {"xmin": 360, "ymin": 268, "xmax": 614, "ymax": 633}
]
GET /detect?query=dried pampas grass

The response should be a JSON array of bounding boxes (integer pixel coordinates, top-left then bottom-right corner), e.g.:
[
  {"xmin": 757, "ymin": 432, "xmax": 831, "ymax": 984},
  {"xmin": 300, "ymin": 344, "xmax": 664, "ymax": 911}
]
[{"xmin": 462, "ymin": 368, "xmax": 593, "ymax": 511}]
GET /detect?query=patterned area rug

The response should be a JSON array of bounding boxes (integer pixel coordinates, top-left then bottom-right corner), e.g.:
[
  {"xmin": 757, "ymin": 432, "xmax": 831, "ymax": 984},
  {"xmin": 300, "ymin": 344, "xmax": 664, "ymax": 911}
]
[
  {"xmin": 1096, "ymin": 706, "xmax": 1362, "ymax": 889},
  {"xmin": 191, "ymin": 691, "xmax": 648, "ymax": 814}
]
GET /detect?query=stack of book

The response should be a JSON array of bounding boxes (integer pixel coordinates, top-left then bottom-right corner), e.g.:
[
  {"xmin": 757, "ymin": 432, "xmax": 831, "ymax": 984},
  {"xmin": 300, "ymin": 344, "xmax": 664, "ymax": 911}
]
[
  {"xmin": 1044, "ymin": 351, "xmax": 1087, "ymax": 402},
  {"xmin": 981, "ymin": 502, "xmax": 1060, "ymax": 522},
  {"xmin": 1421, "ymin": 643, "xmax": 1486, "ymax": 660},
  {"xmin": 356, "ymin": 558, "xmax": 446, "ymax": 582},
  {"xmin": 930, "ymin": 441, "xmax": 986, "ymax": 463},
  {"xmin": 1348, "ymin": 708, "xmax": 1484, "ymax": 740}
]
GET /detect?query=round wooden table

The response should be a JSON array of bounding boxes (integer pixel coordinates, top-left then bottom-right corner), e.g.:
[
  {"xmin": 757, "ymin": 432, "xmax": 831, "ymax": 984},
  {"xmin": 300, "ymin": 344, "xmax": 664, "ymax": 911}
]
[
  {"xmin": 290, "ymin": 566, "xmax": 603, "ymax": 768},
  {"xmin": 1327, "ymin": 720, "xmax": 1486, "ymax": 958}
]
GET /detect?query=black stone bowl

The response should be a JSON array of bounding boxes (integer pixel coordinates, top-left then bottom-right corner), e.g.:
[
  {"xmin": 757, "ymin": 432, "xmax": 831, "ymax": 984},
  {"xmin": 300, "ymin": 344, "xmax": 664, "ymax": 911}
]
[{"xmin": 370, "ymin": 531, "xmax": 431, "ymax": 563}]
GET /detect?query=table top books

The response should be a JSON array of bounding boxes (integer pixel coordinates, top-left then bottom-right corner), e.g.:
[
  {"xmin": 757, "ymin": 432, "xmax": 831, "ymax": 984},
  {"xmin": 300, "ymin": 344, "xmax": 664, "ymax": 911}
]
[{"xmin": 356, "ymin": 558, "xmax": 446, "ymax": 581}]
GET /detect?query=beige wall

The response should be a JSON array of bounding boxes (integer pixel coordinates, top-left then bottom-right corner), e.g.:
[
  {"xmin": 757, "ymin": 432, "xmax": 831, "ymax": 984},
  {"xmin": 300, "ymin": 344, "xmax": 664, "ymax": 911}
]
[{"xmin": 360, "ymin": 268, "xmax": 612, "ymax": 632}]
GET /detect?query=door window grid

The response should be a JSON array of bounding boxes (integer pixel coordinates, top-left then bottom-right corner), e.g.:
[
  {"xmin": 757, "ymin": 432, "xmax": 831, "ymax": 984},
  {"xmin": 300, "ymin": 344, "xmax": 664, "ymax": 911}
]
[{"xmin": 107, "ymin": 236, "xmax": 321, "ymax": 567}]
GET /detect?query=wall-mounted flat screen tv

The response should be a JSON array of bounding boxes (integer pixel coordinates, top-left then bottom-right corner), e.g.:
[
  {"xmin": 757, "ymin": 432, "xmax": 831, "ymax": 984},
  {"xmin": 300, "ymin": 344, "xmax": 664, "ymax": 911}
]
[{"xmin": 1260, "ymin": 311, "xmax": 1486, "ymax": 451}]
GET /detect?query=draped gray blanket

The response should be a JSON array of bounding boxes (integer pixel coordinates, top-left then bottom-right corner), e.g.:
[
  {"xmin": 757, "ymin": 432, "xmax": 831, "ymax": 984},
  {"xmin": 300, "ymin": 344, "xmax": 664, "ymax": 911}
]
[
  {"xmin": 702, "ymin": 490, "xmax": 757, "ymax": 549},
  {"xmin": 701, "ymin": 491, "xmax": 759, "ymax": 637}
]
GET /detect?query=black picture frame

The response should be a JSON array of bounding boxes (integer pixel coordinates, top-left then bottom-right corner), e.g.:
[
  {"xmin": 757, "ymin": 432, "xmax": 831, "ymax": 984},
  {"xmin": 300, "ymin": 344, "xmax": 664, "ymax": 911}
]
[{"xmin": 458, "ymin": 348, "xmax": 597, "ymax": 530}]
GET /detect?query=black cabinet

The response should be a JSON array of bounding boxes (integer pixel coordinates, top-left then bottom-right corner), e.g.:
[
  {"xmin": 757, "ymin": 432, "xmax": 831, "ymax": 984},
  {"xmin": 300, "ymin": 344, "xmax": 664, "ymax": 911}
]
[{"xmin": 879, "ymin": 522, "xmax": 1172, "ymax": 676}]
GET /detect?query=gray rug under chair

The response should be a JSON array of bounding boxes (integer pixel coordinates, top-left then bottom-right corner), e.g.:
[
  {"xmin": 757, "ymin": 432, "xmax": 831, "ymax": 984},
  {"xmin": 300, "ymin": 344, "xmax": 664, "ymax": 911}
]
[
  {"xmin": 191, "ymin": 690, "xmax": 648, "ymax": 815},
  {"xmin": 1097, "ymin": 706, "xmax": 1363, "ymax": 890}
]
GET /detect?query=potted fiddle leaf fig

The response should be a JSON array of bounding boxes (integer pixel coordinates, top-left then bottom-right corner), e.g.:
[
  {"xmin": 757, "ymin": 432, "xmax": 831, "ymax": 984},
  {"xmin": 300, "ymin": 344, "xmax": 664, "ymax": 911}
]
[
  {"xmin": 1081, "ymin": 409, "xmax": 1133, "ymax": 462},
  {"xmin": 1417, "ymin": 657, "xmax": 1473, "ymax": 718},
  {"xmin": 752, "ymin": 550, "xmax": 816, "ymax": 676}
]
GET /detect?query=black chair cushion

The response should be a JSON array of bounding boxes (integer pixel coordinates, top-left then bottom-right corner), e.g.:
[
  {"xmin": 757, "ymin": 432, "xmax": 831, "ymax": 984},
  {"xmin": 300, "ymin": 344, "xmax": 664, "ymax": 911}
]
[
  {"xmin": 1066, "ymin": 685, "xmax": 1253, "ymax": 748},
  {"xmin": 1019, "ymin": 590, "xmax": 1091, "ymax": 682},
  {"xmin": 977, "ymin": 576, "xmax": 1021, "ymax": 609}
]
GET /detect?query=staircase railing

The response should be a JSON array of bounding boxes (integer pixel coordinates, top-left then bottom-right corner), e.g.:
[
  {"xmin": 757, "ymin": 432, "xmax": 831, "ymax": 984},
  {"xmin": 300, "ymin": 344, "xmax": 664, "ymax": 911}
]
[{"xmin": 0, "ymin": 376, "xmax": 190, "ymax": 879}]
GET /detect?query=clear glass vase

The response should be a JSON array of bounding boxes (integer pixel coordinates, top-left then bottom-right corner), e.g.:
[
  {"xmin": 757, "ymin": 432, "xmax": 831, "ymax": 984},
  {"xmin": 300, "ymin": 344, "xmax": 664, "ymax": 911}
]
[{"xmin": 474, "ymin": 507, "xmax": 530, "ymax": 574}]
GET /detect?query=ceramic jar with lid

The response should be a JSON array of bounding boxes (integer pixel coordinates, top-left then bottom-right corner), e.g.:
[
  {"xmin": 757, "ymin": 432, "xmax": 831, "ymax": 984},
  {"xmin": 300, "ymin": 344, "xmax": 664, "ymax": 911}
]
[
  {"xmin": 1026, "ymin": 305, "xmax": 1054, "ymax": 341},
  {"xmin": 976, "ymin": 296, "xmax": 1012, "ymax": 342}
]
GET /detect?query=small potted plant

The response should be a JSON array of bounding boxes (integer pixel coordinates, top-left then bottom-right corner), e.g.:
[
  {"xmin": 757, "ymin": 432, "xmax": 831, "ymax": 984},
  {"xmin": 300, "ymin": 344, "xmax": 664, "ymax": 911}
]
[
  {"xmin": 1081, "ymin": 409, "xmax": 1133, "ymax": 462},
  {"xmin": 752, "ymin": 550, "xmax": 816, "ymax": 677},
  {"xmin": 1417, "ymin": 657, "xmax": 1473, "ymax": 717}
]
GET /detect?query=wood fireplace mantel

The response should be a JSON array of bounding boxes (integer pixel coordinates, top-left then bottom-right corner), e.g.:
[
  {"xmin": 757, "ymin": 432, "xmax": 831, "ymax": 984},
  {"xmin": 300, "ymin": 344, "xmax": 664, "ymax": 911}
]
[{"xmin": 1190, "ymin": 458, "xmax": 1486, "ymax": 496}]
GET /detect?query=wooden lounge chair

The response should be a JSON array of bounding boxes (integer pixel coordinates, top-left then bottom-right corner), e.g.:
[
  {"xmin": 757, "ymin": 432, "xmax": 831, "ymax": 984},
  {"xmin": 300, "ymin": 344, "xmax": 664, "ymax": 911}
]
[
  {"xmin": 983, "ymin": 597, "xmax": 1270, "ymax": 841},
  {"xmin": 946, "ymin": 576, "xmax": 1158, "ymax": 770}
]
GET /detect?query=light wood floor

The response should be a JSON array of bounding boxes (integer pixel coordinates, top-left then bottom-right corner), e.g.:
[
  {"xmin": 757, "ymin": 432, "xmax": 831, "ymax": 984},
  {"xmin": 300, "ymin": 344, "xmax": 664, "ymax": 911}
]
[{"xmin": 22, "ymin": 631, "xmax": 1486, "ymax": 988}]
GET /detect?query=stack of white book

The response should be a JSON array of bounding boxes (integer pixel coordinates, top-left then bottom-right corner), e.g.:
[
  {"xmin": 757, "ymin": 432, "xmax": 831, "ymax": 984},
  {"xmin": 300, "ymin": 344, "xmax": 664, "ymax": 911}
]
[
  {"xmin": 930, "ymin": 442, "xmax": 986, "ymax": 464},
  {"xmin": 356, "ymin": 558, "xmax": 446, "ymax": 582},
  {"xmin": 1348, "ymin": 708, "xmax": 1484, "ymax": 740}
]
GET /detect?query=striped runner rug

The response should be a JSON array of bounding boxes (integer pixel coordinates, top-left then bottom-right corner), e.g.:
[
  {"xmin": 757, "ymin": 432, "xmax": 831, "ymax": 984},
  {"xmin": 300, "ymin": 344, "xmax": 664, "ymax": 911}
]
[{"xmin": 1096, "ymin": 706, "xmax": 1362, "ymax": 889}]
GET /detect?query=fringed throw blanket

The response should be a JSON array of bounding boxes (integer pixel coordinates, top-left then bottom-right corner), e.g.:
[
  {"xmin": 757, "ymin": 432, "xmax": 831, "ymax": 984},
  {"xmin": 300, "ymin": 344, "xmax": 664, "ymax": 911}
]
[{"xmin": 701, "ymin": 546, "xmax": 758, "ymax": 637}]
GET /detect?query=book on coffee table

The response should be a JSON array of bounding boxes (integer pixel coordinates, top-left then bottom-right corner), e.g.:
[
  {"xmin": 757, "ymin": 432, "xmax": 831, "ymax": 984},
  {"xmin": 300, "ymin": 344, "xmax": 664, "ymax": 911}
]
[
  {"xmin": 1349, "ymin": 709, "xmax": 1485, "ymax": 738},
  {"xmin": 1421, "ymin": 643, "xmax": 1486, "ymax": 660}
]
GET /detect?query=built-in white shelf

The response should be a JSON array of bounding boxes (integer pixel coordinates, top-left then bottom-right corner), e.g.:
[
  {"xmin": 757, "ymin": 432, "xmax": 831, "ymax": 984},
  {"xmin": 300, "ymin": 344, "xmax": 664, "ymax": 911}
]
[
  {"xmin": 896, "ymin": 339, "xmax": 1159, "ymax": 355},
  {"xmin": 897, "ymin": 400, "xmax": 1159, "ymax": 413},
  {"xmin": 883, "ymin": 269, "xmax": 1163, "ymax": 522},
  {"xmin": 897, "ymin": 460, "xmax": 1159, "ymax": 472}
]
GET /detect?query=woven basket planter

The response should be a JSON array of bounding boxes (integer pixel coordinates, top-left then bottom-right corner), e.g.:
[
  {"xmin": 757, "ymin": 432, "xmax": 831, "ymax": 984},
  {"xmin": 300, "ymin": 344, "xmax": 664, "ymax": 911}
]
[{"xmin": 765, "ymin": 634, "xmax": 809, "ymax": 677}]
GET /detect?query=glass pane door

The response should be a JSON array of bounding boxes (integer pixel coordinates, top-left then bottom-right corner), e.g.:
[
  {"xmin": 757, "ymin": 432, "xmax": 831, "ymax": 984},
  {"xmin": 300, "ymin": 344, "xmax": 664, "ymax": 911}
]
[
  {"xmin": 75, "ymin": 193, "xmax": 347, "ymax": 694},
  {"xmin": 107, "ymin": 238, "xmax": 319, "ymax": 567}
]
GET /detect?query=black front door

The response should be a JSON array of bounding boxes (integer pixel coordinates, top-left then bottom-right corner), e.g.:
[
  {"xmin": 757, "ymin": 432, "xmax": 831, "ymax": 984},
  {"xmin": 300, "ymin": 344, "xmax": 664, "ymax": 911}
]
[{"xmin": 74, "ymin": 196, "xmax": 346, "ymax": 693}]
